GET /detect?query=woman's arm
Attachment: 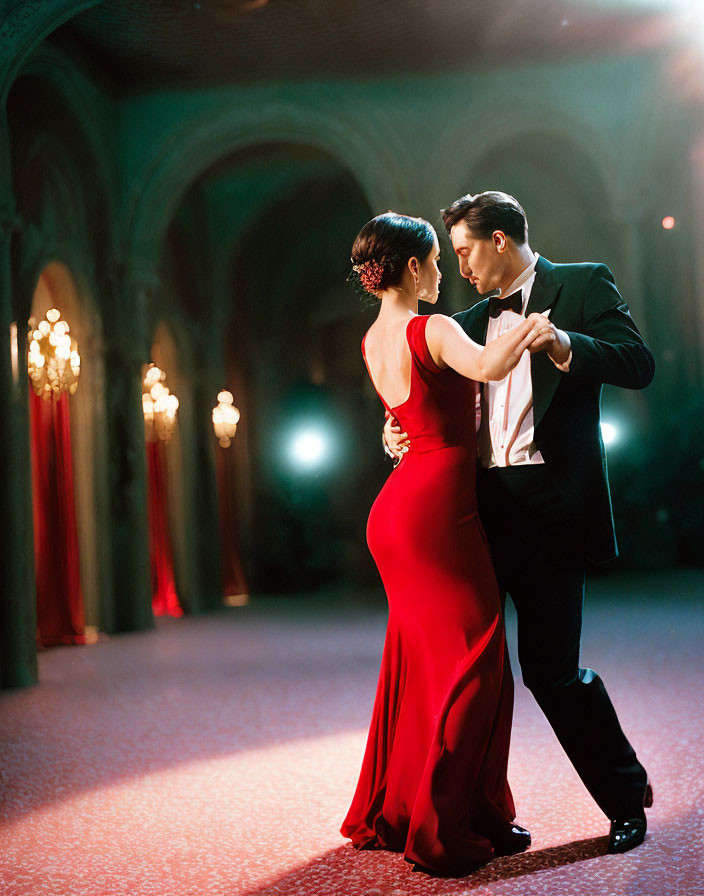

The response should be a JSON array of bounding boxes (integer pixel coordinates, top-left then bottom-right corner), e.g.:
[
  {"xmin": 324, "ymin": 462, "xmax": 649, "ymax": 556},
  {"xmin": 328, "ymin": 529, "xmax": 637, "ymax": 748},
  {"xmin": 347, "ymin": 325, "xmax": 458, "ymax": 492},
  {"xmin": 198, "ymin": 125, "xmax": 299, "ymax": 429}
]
[{"xmin": 426, "ymin": 313, "xmax": 547, "ymax": 382}]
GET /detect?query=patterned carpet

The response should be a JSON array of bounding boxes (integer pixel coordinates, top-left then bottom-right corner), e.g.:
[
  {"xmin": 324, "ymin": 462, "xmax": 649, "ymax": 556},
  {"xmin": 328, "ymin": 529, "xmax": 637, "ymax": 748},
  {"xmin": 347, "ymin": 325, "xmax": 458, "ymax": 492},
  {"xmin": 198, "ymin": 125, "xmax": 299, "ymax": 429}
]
[{"xmin": 1, "ymin": 569, "xmax": 702, "ymax": 896}]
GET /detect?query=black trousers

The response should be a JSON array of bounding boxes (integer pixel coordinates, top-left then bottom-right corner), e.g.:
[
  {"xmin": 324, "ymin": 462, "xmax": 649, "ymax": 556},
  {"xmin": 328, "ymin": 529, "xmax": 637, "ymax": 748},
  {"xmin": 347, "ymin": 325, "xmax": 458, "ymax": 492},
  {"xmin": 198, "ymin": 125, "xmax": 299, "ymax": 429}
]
[{"xmin": 477, "ymin": 464, "xmax": 648, "ymax": 820}]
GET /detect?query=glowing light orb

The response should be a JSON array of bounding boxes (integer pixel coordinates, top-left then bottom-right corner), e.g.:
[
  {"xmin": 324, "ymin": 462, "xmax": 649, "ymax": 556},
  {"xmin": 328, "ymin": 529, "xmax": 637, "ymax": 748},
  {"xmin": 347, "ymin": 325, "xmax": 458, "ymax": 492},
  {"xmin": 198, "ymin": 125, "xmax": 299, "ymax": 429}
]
[
  {"xmin": 662, "ymin": 216, "xmax": 676, "ymax": 230},
  {"xmin": 600, "ymin": 421, "xmax": 618, "ymax": 446},
  {"xmin": 289, "ymin": 429, "xmax": 329, "ymax": 470}
]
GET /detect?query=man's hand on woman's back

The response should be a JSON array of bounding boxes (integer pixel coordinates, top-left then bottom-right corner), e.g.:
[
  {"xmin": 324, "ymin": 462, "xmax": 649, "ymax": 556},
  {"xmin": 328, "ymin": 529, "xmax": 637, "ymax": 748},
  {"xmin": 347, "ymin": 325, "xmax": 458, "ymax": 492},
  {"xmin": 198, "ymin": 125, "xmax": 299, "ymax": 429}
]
[{"xmin": 383, "ymin": 414, "xmax": 409, "ymax": 460}]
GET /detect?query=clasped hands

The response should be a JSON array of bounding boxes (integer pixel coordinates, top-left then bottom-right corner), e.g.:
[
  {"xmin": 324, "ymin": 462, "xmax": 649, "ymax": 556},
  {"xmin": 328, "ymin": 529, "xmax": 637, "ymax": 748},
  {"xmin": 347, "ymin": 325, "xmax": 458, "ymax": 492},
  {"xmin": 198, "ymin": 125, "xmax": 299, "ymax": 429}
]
[
  {"xmin": 526, "ymin": 311, "xmax": 571, "ymax": 365},
  {"xmin": 384, "ymin": 313, "xmax": 571, "ymax": 459}
]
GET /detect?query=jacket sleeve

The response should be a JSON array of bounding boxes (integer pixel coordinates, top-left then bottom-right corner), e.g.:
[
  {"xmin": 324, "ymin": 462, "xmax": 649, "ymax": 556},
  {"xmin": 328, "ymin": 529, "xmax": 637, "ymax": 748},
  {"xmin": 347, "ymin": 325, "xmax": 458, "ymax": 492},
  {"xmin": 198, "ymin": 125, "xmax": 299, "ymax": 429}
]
[{"xmin": 564, "ymin": 264, "xmax": 655, "ymax": 389}]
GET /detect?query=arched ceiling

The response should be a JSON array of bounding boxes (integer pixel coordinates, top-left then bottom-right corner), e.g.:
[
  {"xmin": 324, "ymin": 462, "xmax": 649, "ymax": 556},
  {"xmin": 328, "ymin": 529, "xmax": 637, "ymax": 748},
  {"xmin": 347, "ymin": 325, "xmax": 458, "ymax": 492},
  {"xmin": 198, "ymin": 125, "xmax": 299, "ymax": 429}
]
[
  {"xmin": 58, "ymin": 0, "xmax": 679, "ymax": 92},
  {"xmin": 169, "ymin": 143, "xmax": 371, "ymax": 324}
]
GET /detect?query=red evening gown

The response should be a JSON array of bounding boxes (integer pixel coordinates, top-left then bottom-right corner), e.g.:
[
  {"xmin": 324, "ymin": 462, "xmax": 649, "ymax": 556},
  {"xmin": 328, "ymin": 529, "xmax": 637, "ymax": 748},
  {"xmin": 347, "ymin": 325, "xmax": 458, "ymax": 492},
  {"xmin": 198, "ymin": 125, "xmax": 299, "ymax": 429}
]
[{"xmin": 341, "ymin": 315, "xmax": 515, "ymax": 876}]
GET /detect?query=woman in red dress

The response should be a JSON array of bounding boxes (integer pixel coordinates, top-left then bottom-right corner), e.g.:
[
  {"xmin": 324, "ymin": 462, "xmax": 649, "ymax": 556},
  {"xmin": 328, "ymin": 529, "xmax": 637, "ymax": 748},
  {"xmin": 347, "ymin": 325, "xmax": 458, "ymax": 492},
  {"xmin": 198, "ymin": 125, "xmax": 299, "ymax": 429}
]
[{"xmin": 341, "ymin": 213, "xmax": 548, "ymax": 876}]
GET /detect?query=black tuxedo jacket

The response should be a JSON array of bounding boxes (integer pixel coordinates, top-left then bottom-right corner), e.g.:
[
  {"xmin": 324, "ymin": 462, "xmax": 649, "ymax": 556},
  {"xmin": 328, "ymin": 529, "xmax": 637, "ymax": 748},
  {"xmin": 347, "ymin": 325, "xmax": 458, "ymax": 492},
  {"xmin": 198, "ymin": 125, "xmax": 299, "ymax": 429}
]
[{"xmin": 453, "ymin": 255, "xmax": 655, "ymax": 564}]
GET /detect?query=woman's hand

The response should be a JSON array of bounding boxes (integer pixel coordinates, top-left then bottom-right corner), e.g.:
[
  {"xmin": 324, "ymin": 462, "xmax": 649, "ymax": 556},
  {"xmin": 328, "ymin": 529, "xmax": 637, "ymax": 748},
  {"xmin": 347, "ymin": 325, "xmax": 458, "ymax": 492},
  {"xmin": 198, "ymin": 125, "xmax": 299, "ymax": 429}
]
[{"xmin": 525, "ymin": 312, "xmax": 571, "ymax": 365}]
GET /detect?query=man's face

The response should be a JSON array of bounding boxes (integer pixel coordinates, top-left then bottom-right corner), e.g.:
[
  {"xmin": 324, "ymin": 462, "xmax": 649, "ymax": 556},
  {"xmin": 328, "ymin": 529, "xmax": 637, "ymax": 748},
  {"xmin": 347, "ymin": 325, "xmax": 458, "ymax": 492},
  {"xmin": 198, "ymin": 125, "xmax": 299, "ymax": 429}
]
[{"xmin": 450, "ymin": 220, "xmax": 507, "ymax": 295}]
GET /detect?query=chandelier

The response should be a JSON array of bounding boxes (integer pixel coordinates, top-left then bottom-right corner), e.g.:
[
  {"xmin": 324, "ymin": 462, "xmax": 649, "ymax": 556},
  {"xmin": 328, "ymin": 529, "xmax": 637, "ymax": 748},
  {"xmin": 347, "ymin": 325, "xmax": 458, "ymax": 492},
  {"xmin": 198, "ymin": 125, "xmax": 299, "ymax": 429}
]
[
  {"xmin": 212, "ymin": 390, "xmax": 240, "ymax": 447},
  {"xmin": 142, "ymin": 364, "xmax": 179, "ymax": 443},
  {"xmin": 27, "ymin": 308, "xmax": 80, "ymax": 399}
]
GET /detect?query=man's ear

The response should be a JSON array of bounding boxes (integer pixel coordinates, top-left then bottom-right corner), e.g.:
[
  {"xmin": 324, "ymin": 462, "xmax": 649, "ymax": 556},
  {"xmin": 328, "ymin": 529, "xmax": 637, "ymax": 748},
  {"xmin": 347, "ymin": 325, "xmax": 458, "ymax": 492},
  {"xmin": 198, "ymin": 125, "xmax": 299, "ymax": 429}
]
[{"xmin": 492, "ymin": 231, "xmax": 507, "ymax": 253}]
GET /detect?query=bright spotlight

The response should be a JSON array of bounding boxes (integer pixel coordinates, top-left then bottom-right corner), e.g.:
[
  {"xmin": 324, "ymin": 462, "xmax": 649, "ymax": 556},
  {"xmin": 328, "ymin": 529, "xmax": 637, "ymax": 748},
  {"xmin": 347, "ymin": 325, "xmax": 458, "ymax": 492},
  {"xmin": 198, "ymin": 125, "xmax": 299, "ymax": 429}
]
[
  {"xmin": 662, "ymin": 215, "xmax": 676, "ymax": 230},
  {"xmin": 289, "ymin": 428, "xmax": 330, "ymax": 470},
  {"xmin": 600, "ymin": 421, "xmax": 619, "ymax": 446}
]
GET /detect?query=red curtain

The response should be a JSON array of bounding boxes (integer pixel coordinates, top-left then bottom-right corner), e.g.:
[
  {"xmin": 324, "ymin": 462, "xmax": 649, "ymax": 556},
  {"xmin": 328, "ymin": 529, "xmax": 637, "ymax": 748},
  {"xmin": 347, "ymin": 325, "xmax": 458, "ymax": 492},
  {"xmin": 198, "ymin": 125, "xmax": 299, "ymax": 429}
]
[
  {"xmin": 215, "ymin": 446, "xmax": 249, "ymax": 601},
  {"xmin": 146, "ymin": 440, "xmax": 183, "ymax": 617},
  {"xmin": 29, "ymin": 392, "xmax": 86, "ymax": 647}
]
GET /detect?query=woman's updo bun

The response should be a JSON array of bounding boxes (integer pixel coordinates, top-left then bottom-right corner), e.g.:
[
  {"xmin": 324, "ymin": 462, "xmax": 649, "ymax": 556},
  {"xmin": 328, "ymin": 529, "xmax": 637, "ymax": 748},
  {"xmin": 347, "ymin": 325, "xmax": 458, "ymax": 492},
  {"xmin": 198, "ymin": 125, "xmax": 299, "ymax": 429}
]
[{"xmin": 350, "ymin": 212, "xmax": 436, "ymax": 295}]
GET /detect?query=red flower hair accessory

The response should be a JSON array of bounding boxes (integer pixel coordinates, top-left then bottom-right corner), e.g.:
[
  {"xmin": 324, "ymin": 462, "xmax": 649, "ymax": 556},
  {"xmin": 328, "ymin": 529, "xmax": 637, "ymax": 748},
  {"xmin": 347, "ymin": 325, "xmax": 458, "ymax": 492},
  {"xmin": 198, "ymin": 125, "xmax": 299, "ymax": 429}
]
[{"xmin": 357, "ymin": 259, "xmax": 385, "ymax": 292}]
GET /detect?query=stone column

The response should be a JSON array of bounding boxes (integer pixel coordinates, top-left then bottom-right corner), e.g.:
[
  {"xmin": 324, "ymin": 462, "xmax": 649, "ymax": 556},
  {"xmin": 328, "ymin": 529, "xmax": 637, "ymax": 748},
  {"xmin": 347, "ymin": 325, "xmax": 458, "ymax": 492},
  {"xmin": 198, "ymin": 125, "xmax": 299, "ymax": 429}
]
[
  {"xmin": 690, "ymin": 135, "xmax": 704, "ymax": 383},
  {"xmin": 103, "ymin": 262, "xmax": 154, "ymax": 632},
  {"xmin": 189, "ymin": 331, "xmax": 226, "ymax": 613},
  {"xmin": 0, "ymin": 118, "xmax": 37, "ymax": 688}
]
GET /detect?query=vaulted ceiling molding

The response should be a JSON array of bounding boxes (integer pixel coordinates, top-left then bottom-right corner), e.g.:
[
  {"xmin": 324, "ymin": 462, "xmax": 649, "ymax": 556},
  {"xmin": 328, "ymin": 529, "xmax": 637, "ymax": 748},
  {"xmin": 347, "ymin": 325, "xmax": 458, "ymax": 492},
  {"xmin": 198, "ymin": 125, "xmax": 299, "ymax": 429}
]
[
  {"xmin": 124, "ymin": 95, "xmax": 413, "ymax": 270},
  {"xmin": 0, "ymin": 0, "xmax": 102, "ymax": 103}
]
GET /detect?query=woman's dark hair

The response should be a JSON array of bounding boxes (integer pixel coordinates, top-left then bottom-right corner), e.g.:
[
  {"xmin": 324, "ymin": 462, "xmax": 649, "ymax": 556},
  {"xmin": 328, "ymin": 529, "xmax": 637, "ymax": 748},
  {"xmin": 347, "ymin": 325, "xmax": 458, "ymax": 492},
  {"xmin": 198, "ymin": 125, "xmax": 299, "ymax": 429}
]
[
  {"xmin": 350, "ymin": 212, "xmax": 436, "ymax": 293},
  {"xmin": 441, "ymin": 191, "xmax": 528, "ymax": 244}
]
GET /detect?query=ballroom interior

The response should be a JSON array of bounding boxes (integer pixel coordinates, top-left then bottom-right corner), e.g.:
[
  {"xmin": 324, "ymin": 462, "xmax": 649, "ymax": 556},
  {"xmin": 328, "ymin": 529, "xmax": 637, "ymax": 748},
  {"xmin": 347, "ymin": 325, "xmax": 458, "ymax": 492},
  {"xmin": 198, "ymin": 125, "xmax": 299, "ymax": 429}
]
[{"xmin": 1, "ymin": 2, "xmax": 703, "ymax": 895}]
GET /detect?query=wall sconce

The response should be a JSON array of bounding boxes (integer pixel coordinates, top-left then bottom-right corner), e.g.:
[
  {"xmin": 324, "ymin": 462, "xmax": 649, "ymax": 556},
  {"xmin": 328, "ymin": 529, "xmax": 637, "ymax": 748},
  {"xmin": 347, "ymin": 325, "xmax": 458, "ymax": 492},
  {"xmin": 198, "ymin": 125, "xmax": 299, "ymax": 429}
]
[
  {"xmin": 27, "ymin": 308, "xmax": 80, "ymax": 399},
  {"xmin": 212, "ymin": 390, "xmax": 240, "ymax": 447},
  {"xmin": 143, "ymin": 364, "xmax": 179, "ymax": 443}
]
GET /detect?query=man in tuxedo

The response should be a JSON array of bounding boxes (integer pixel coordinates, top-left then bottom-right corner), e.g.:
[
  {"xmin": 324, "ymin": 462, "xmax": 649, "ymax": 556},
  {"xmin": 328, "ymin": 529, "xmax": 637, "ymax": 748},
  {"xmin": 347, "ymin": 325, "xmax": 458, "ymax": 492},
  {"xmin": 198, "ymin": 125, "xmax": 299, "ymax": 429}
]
[{"xmin": 384, "ymin": 191, "xmax": 654, "ymax": 853}]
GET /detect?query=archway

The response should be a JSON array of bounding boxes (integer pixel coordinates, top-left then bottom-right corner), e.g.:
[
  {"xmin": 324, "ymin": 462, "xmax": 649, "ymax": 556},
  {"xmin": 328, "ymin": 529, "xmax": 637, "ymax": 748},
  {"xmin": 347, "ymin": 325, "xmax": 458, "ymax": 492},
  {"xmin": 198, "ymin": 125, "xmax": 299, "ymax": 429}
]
[
  {"xmin": 28, "ymin": 261, "xmax": 97, "ymax": 646},
  {"xmin": 213, "ymin": 147, "xmax": 376, "ymax": 589},
  {"xmin": 161, "ymin": 141, "xmax": 378, "ymax": 594},
  {"xmin": 125, "ymin": 100, "xmax": 407, "ymax": 268},
  {"xmin": 8, "ymin": 68, "xmax": 117, "ymax": 639}
]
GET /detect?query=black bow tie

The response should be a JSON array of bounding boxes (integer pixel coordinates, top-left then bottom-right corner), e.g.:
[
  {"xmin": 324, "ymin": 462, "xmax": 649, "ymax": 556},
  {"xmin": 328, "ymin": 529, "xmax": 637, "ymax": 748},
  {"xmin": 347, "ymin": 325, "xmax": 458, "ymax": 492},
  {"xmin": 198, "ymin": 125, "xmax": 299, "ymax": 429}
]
[{"xmin": 488, "ymin": 290, "xmax": 523, "ymax": 318}]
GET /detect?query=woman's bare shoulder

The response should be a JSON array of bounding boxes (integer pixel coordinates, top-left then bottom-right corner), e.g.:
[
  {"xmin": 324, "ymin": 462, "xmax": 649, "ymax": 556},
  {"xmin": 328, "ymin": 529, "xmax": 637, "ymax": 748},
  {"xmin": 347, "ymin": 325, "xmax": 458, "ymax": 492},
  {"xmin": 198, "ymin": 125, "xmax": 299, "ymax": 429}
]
[{"xmin": 426, "ymin": 313, "xmax": 465, "ymax": 338}]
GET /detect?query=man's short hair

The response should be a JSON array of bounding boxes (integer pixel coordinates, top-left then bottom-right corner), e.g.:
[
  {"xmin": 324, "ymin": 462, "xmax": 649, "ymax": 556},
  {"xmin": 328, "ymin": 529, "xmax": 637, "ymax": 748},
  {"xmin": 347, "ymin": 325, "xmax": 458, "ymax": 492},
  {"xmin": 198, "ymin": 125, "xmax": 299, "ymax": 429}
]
[{"xmin": 441, "ymin": 191, "xmax": 528, "ymax": 244}]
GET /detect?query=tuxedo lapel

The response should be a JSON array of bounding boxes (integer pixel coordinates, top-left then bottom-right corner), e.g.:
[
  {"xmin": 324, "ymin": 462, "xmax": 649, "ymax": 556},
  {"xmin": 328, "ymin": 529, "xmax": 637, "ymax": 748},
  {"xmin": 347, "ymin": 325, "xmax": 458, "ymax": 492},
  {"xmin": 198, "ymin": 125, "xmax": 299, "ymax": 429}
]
[
  {"xmin": 526, "ymin": 256, "xmax": 562, "ymax": 316},
  {"xmin": 528, "ymin": 257, "xmax": 564, "ymax": 428},
  {"xmin": 457, "ymin": 299, "xmax": 490, "ymax": 345}
]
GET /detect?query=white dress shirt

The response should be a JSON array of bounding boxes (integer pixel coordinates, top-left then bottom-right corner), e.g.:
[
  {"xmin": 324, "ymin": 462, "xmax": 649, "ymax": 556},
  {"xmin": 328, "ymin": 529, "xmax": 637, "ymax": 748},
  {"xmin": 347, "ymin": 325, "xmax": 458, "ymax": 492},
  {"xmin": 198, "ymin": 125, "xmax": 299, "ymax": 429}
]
[{"xmin": 478, "ymin": 253, "xmax": 550, "ymax": 468}]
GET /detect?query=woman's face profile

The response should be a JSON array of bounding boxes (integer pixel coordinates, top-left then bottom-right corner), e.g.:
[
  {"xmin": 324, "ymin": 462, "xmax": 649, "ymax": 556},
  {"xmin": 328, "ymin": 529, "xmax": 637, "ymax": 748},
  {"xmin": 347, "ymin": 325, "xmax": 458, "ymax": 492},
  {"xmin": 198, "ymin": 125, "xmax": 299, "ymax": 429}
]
[{"xmin": 416, "ymin": 235, "xmax": 441, "ymax": 304}]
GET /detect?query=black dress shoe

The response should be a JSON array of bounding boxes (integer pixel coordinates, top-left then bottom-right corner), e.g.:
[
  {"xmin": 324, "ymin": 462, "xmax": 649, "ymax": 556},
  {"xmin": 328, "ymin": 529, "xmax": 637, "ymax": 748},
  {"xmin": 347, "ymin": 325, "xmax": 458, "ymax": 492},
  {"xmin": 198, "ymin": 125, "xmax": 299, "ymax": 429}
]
[
  {"xmin": 607, "ymin": 779, "xmax": 653, "ymax": 854},
  {"xmin": 607, "ymin": 815, "xmax": 646, "ymax": 853},
  {"xmin": 491, "ymin": 823, "xmax": 532, "ymax": 857}
]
